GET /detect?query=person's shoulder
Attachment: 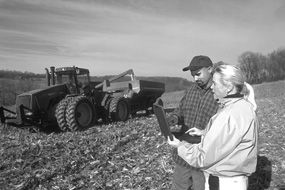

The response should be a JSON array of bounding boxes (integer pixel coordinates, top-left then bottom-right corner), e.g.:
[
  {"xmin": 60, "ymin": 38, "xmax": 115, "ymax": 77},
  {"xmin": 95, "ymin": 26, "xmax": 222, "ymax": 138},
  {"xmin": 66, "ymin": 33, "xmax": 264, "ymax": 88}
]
[
  {"xmin": 187, "ymin": 83, "xmax": 199, "ymax": 90},
  {"xmin": 183, "ymin": 85, "xmax": 192, "ymax": 91},
  {"xmin": 236, "ymin": 98, "xmax": 252, "ymax": 107},
  {"xmin": 229, "ymin": 99, "xmax": 255, "ymax": 117},
  {"xmin": 184, "ymin": 85, "xmax": 198, "ymax": 95},
  {"xmin": 229, "ymin": 98, "xmax": 248, "ymax": 108}
]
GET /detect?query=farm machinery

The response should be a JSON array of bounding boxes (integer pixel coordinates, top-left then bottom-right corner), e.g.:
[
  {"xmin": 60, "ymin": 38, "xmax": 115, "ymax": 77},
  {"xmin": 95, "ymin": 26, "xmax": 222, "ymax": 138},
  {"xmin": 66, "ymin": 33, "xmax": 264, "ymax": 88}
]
[{"xmin": 0, "ymin": 66, "xmax": 165, "ymax": 131}]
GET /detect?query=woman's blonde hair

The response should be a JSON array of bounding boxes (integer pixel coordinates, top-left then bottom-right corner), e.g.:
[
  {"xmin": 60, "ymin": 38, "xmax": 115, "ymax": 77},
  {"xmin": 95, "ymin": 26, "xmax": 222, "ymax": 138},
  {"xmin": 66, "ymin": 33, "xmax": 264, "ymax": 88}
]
[
  {"xmin": 214, "ymin": 64, "xmax": 257, "ymax": 110},
  {"xmin": 214, "ymin": 64, "xmax": 246, "ymax": 94}
]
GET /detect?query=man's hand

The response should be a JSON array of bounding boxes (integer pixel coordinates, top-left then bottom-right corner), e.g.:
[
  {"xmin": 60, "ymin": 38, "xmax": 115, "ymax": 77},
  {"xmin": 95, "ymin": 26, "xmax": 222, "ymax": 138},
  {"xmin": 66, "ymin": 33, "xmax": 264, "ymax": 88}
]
[
  {"xmin": 167, "ymin": 115, "xmax": 178, "ymax": 126},
  {"xmin": 167, "ymin": 136, "xmax": 181, "ymax": 148},
  {"xmin": 185, "ymin": 127, "xmax": 205, "ymax": 136}
]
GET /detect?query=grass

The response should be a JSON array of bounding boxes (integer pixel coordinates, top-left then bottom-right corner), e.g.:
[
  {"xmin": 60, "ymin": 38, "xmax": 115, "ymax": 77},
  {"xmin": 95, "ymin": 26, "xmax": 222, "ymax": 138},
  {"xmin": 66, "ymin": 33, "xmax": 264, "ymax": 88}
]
[
  {"xmin": 252, "ymin": 81, "xmax": 285, "ymax": 190},
  {"xmin": 0, "ymin": 80, "xmax": 285, "ymax": 190}
]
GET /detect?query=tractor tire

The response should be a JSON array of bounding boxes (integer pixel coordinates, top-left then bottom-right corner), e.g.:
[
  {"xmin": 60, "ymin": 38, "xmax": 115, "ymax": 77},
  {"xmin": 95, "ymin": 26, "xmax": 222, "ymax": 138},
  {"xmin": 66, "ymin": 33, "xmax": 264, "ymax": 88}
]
[
  {"xmin": 65, "ymin": 96, "xmax": 96, "ymax": 131},
  {"xmin": 109, "ymin": 96, "xmax": 130, "ymax": 122},
  {"xmin": 55, "ymin": 97, "xmax": 73, "ymax": 132}
]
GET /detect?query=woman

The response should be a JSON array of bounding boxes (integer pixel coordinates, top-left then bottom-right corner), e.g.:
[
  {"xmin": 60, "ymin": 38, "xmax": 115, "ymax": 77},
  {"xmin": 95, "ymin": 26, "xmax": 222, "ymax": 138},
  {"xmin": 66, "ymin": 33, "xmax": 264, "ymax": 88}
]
[{"xmin": 168, "ymin": 64, "xmax": 259, "ymax": 190}]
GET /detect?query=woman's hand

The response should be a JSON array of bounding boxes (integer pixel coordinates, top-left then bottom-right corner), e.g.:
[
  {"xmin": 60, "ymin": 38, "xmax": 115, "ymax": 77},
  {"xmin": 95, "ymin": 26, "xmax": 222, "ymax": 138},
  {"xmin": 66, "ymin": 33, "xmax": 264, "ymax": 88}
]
[
  {"xmin": 167, "ymin": 136, "xmax": 181, "ymax": 148},
  {"xmin": 185, "ymin": 127, "xmax": 204, "ymax": 136}
]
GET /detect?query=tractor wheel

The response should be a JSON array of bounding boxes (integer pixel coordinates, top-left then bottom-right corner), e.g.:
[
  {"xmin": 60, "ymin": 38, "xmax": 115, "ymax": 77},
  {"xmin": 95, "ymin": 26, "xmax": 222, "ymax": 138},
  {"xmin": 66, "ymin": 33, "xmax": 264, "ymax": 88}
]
[
  {"xmin": 65, "ymin": 96, "xmax": 96, "ymax": 131},
  {"xmin": 109, "ymin": 96, "xmax": 130, "ymax": 122},
  {"xmin": 55, "ymin": 97, "xmax": 73, "ymax": 132}
]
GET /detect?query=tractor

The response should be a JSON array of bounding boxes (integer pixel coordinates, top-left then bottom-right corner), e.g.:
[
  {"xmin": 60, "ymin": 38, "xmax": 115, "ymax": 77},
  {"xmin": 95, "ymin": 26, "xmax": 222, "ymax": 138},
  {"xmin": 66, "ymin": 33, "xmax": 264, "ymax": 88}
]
[{"xmin": 0, "ymin": 66, "xmax": 165, "ymax": 131}]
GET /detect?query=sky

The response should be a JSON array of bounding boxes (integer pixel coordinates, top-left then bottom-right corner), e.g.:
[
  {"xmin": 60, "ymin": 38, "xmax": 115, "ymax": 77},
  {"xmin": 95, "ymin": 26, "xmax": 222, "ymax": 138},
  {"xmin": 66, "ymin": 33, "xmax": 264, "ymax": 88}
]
[{"xmin": 0, "ymin": 0, "xmax": 285, "ymax": 79}]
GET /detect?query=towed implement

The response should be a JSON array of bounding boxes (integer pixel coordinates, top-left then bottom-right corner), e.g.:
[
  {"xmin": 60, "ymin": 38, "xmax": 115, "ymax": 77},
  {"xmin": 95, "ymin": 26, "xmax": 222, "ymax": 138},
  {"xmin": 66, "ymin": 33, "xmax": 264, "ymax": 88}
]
[{"xmin": 0, "ymin": 66, "xmax": 165, "ymax": 131}]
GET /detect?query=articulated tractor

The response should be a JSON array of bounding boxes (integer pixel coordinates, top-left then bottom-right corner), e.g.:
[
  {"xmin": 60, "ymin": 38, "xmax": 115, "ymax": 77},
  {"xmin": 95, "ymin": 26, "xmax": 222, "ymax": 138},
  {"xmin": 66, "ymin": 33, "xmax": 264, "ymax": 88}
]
[{"xmin": 0, "ymin": 66, "xmax": 165, "ymax": 131}]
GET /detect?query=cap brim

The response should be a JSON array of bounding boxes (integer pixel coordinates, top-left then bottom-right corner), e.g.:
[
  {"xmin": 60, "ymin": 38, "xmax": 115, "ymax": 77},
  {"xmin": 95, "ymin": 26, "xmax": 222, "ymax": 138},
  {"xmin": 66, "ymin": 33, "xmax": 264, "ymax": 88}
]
[
  {"xmin": 182, "ymin": 67, "xmax": 190, "ymax": 72},
  {"xmin": 183, "ymin": 65, "xmax": 203, "ymax": 73}
]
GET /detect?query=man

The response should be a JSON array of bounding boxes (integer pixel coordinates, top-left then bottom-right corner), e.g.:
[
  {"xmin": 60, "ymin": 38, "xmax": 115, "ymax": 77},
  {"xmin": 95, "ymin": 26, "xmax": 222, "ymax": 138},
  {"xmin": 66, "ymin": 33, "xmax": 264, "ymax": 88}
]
[
  {"xmin": 67, "ymin": 79, "xmax": 77, "ymax": 94},
  {"xmin": 168, "ymin": 55, "xmax": 219, "ymax": 190}
]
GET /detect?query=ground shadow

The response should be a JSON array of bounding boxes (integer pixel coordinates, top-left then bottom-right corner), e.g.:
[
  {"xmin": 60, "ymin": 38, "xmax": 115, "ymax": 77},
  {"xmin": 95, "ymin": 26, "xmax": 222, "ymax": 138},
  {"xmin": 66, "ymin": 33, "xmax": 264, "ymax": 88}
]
[
  {"xmin": 36, "ymin": 124, "xmax": 62, "ymax": 134},
  {"xmin": 248, "ymin": 155, "xmax": 272, "ymax": 190}
]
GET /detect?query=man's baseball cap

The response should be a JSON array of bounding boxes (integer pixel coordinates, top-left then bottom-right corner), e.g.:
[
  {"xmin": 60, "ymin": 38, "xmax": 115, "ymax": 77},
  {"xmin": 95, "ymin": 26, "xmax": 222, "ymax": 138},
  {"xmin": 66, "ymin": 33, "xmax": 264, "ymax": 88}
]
[{"xmin": 183, "ymin": 55, "xmax": 213, "ymax": 75}]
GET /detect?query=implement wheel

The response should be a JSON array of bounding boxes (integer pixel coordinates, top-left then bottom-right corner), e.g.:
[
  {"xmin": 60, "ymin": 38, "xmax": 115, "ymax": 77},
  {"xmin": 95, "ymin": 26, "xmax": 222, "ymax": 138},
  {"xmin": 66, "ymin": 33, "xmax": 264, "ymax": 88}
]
[
  {"xmin": 55, "ymin": 97, "xmax": 73, "ymax": 132},
  {"xmin": 109, "ymin": 97, "xmax": 130, "ymax": 122},
  {"xmin": 65, "ymin": 96, "xmax": 96, "ymax": 131}
]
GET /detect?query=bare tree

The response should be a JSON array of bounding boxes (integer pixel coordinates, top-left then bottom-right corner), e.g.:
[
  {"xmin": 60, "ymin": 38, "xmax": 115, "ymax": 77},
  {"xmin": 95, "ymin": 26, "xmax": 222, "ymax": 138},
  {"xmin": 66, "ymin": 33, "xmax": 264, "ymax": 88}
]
[
  {"xmin": 268, "ymin": 48, "xmax": 285, "ymax": 81},
  {"xmin": 0, "ymin": 78, "xmax": 41, "ymax": 106},
  {"xmin": 0, "ymin": 79, "xmax": 16, "ymax": 106},
  {"xmin": 238, "ymin": 51, "xmax": 265, "ymax": 84}
]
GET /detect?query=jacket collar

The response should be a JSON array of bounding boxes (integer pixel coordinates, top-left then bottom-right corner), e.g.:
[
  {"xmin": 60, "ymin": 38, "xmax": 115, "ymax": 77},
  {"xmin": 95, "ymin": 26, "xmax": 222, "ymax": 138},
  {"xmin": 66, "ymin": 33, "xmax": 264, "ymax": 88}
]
[{"xmin": 218, "ymin": 94, "xmax": 244, "ymax": 108}]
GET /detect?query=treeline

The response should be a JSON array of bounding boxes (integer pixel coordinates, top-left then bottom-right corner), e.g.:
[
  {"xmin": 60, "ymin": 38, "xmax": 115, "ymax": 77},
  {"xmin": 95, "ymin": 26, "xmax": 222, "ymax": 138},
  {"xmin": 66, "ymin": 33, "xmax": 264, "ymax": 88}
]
[
  {"xmin": 238, "ymin": 47, "xmax": 285, "ymax": 84},
  {"xmin": 0, "ymin": 79, "xmax": 43, "ymax": 106},
  {"xmin": 0, "ymin": 70, "xmax": 44, "ymax": 79}
]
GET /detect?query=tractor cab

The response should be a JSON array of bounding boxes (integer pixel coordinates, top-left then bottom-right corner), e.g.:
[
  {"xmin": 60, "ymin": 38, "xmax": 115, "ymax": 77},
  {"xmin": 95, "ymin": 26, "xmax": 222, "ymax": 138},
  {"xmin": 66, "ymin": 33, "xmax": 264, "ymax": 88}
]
[{"xmin": 45, "ymin": 66, "xmax": 91, "ymax": 95}]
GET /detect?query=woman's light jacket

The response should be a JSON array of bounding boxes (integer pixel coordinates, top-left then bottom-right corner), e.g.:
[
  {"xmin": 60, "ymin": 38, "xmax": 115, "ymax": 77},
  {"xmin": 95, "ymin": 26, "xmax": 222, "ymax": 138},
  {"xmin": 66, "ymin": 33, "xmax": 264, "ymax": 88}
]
[{"xmin": 177, "ymin": 97, "xmax": 259, "ymax": 177}]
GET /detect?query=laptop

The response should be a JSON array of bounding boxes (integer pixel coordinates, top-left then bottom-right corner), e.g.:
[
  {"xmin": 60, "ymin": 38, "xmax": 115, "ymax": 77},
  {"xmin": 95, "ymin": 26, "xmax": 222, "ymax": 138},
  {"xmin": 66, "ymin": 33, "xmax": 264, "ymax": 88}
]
[
  {"xmin": 153, "ymin": 98, "xmax": 174, "ymax": 141},
  {"xmin": 153, "ymin": 98, "xmax": 201, "ymax": 144}
]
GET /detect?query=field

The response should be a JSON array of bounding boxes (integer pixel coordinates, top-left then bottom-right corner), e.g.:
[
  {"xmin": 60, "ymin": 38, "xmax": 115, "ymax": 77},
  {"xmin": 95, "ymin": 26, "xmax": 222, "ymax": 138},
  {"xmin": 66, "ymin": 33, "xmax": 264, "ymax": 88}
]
[{"xmin": 1, "ymin": 80, "xmax": 285, "ymax": 190}]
